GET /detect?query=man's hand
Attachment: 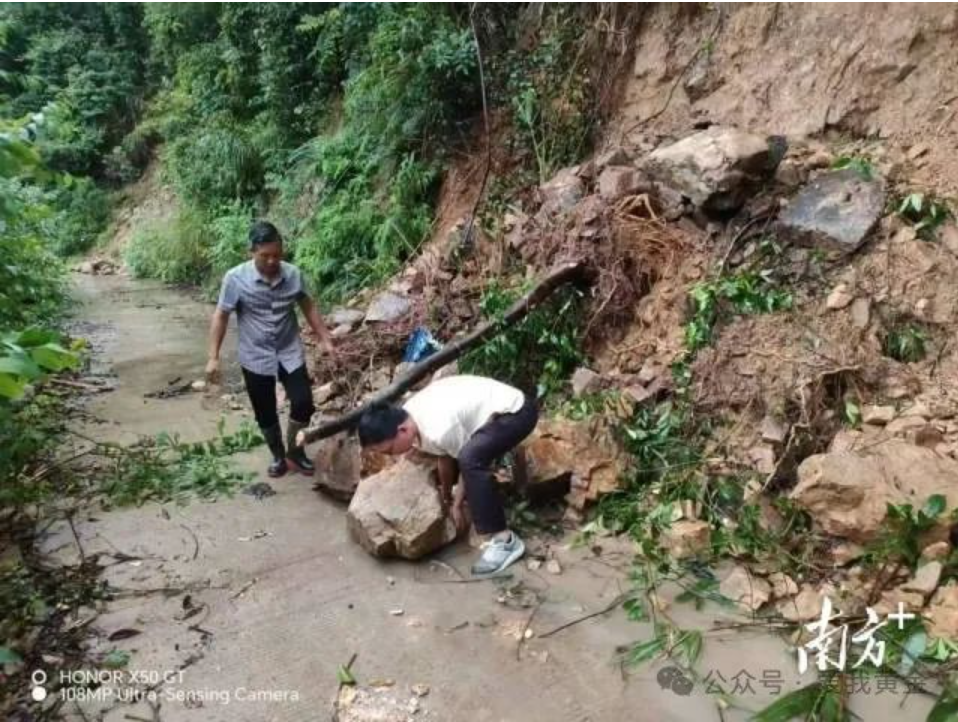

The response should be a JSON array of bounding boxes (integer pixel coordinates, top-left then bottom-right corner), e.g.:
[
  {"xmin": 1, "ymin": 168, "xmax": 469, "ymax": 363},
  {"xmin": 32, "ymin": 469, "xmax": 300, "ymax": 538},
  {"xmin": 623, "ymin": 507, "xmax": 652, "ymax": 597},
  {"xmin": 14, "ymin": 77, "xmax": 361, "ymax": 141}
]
[{"xmin": 205, "ymin": 357, "xmax": 221, "ymax": 385}]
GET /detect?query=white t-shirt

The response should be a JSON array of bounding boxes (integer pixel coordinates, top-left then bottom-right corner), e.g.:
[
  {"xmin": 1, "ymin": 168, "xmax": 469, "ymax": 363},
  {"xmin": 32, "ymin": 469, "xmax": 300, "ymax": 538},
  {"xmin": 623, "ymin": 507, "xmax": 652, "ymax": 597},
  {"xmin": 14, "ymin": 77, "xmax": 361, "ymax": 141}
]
[{"xmin": 403, "ymin": 375, "xmax": 525, "ymax": 459}]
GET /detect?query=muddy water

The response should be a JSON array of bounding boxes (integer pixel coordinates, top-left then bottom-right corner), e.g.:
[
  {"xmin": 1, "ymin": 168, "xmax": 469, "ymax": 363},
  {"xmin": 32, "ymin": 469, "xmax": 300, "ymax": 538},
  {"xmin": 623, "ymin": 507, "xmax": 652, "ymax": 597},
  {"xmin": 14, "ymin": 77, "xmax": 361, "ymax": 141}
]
[{"xmin": 37, "ymin": 272, "xmax": 933, "ymax": 721}]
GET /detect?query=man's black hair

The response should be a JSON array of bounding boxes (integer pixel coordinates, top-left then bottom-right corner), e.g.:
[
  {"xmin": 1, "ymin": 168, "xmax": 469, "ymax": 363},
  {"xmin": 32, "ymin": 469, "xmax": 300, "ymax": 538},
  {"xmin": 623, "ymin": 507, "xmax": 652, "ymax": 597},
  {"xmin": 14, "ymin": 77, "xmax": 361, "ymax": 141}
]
[
  {"xmin": 357, "ymin": 403, "xmax": 409, "ymax": 447},
  {"xmin": 249, "ymin": 220, "xmax": 283, "ymax": 250}
]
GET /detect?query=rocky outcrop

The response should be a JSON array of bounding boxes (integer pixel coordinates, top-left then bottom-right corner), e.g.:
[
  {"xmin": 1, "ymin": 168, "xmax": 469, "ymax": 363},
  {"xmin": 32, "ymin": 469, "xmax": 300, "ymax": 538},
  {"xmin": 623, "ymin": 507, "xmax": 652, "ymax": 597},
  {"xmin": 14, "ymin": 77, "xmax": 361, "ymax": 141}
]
[
  {"xmin": 523, "ymin": 417, "xmax": 626, "ymax": 514},
  {"xmin": 346, "ymin": 458, "xmax": 456, "ymax": 559},
  {"xmin": 365, "ymin": 292, "xmax": 411, "ymax": 323},
  {"xmin": 778, "ymin": 168, "xmax": 885, "ymax": 254},
  {"xmin": 790, "ymin": 442, "xmax": 958, "ymax": 543},
  {"xmin": 643, "ymin": 126, "xmax": 772, "ymax": 214}
]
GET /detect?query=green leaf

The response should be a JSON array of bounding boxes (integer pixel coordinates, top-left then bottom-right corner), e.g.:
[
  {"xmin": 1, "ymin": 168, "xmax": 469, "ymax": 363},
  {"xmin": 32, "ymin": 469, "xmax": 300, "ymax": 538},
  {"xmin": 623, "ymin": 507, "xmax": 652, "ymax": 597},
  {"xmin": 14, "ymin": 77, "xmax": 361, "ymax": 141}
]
[
  {"xmin": 0, "ymin": 646, "xmax": 23, "ymax": 664},
  {"xmin": 30, "ymin": 343, "xmax": 77, "ymax": 372},
  {"xmin": 0, "ymin": 372, "xmax": 27, "ymax": 399},
  {"xmin": 751, "ymin": 682, "xmax": 825, "ymax": 722},
  {"xmin": 928, "ymin": 696, "xmax": 958, "ymax": 722},
  {"xmin": 336, "ymin": 665, "xmax": 356, "ymax": 685},
  {"xmin": 0, "ymin": 354, "xmax": 42, "ymax": 379},
  {"xmin": 14, "ymin": 327, "xmax": 58, "ymax": 348},
  {"xmin": 625, "ymin": 635, "xmax": 667, "ymax": 666},
  {"xmin": 922, "ymin": 495, "xmax": 947, "ymax": 519},
  {"xmin": 102, "ymin": 649, "xmax": 130, "ymax": 669}
]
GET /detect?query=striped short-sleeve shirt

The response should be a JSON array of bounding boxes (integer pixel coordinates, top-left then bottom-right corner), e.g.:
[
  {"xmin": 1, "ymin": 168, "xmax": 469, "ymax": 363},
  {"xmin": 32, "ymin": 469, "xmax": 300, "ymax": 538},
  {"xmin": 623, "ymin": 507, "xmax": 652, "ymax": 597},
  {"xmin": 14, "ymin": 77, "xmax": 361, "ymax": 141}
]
[{"xmin": 216, "ymin": 260, "xmax": 308, "ymax": 376}]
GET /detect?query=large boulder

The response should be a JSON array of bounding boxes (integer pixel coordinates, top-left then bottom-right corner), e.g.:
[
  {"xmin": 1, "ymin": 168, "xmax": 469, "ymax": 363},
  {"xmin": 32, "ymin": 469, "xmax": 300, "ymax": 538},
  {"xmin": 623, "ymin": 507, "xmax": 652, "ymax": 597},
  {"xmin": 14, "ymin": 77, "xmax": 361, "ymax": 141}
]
[
  {"xmin": 642, "ymin": 126, "xmax": 771, "ymax": 214},
  {"xmin": 346, "ymin": 458, "xmax": 456, "ymax": 559},
  {"xmin": 778, "ymin": 168, "xmax": 885, "ymax": 254},
  {"xmin": 523, "ymin": 417, "xmax": 626, "ymax": 513},
  {"xmin": 313, "ymin": 436, "xmax": 363, "ymax": 502},
  {"xmin": 791, "ymin": 442, "xmax": 958, "ymax": 543},
  {"xmin": 365, "ymin": 292, "xmax": 411, "ymax": 323}
]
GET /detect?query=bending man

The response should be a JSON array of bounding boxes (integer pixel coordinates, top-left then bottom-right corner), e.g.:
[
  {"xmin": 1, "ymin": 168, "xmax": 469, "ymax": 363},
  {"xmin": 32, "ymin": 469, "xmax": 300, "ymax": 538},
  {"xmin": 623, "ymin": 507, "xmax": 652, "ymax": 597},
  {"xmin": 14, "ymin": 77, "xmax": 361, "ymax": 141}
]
[
  {"xmin": 207, "ymin": 221, "xmax": 334, "ymax": 477},
  {"xmin": 358, "ymin": 374, "xmax": 538, "ymax": 576}
]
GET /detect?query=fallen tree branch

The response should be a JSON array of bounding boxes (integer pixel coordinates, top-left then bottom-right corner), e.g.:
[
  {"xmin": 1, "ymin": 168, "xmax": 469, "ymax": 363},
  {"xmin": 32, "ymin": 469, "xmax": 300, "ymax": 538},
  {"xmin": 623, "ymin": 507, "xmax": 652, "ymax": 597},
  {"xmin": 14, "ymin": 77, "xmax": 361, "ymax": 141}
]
[{"xmin": 302, "ymin": 261, "xmax": 586, "ymax": 444}]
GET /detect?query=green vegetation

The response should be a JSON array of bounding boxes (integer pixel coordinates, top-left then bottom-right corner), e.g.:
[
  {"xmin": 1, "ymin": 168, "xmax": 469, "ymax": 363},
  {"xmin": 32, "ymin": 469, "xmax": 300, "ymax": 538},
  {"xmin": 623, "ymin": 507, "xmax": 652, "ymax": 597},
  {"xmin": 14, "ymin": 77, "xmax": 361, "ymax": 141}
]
[
  {"xmin": 684, "ymin": 271, "xmax": 794, "ymax": 354},
  {"xmin": 883, "ymin": 322, "xmax": 928, "ymax": 363},
  {"xmin": 460, "ymin": 280, "xmax": 584, "ymax": 399},
  {"xmin": 898, "ymin": 192, "xmax": 951, "ymax": 238},
  {"xmin": 832, "ymin": 155, "xmax": 875, "ymax": 181}
]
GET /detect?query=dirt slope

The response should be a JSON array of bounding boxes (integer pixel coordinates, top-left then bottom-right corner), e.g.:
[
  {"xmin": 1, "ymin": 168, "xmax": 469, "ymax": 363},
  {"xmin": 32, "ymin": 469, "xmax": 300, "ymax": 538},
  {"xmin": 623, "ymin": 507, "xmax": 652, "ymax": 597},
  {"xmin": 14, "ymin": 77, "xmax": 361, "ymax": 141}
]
[{"xmin": 615, "ymin": 3, "xmax": 958, "ymax": 195}]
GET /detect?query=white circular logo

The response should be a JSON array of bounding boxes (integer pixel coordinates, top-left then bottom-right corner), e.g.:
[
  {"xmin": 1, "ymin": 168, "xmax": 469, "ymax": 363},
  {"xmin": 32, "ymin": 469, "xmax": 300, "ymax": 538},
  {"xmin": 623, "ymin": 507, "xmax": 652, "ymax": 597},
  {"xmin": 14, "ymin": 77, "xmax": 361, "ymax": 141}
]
[
  {"xmin": 31, "ymin": 670, "xmax": 47, "ymax": 686},
  {"xmin": 31, "ymin": 686, "xmax": 48, "ymax": 702}
]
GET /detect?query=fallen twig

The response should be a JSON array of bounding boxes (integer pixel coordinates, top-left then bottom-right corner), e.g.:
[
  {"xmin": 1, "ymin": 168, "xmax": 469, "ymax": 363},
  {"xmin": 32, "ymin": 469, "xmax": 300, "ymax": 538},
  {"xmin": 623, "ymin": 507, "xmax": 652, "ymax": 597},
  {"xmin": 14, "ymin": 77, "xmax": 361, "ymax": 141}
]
[{"xmin": 537, "ymin": 592, "xmax": 629, "ymax": 639}]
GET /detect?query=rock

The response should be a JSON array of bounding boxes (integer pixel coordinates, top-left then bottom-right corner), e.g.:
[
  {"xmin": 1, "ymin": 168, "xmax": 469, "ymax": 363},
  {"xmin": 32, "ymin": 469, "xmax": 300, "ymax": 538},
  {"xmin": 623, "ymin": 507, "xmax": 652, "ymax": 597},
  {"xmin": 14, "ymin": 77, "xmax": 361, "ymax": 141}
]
[
  {"xmin": 902, "ymin": 402, "xmax": 931, "ymax": 420},
  {"xmin": 862, "ymin": 405, "xmax": 895, "ymax": 426},
  {"xmin": 365, "ymin": 292, "xmax": 411, "ymax": 323},
  {"xmin": 778, "ymin": 168, "xmax": 886, "ymax": 254},
  {"xmin": 719, "ymin": 566, "xmax": 771, "ymax": 612},
  {"xmin": 804, "ymin": 150, "xmax": 834, "ymax": 169},
  {"xmin": 597, "ymin": 166, "xmax": 645, "ymax": 202},
  {"xmin": 410, "ymin": 684, "xmax": 429, "ymax": 698},
  {"xmin": 829, "ymin": 542, "xmax": 865, "ymax": 566},
  {"xmin": 884, "ymin": 415, "xmax": 930, "ymax": 438},
  {"xmin": 623, "ymin": 384, "xmax": 654, "ymax": 406},
  {"xmin": 331, "ymin": 324, "xmax": 353, "ymax": 338},
  {"xmin": 190, "ymin": 380, "xmax": 207, "ymax": 392},
  {"xmin": 778, "ymin": 585, "xmax": 826, "ymax": 622},
  {"xmin": 760, "ymin": 415, "xmax": 788, "ymax": 444},
  {"xmin": 314, "ymin": 382, "xmax": 340, "ymax": 406},
  {"xmin": 637, "ymin": 361, "xmax": 660, "ymax": 385},
  {"xmin": 922, "ymin": 541, "xmax": 951, "ymax": 561},
  {"xmin": 660, "ymin": 520, "xmax": 711, "ymax": 559},
  {"xmin": 873, "ymin": 589, "xmax": 926, "ymax": 617},
  {"xmin": 791, "ymin": 441, "xmax": 958, "ymax": 543},
  {"xmin": 346, "ymin": 458, "xmax": 456, "ymax": 559},
  {"xmin": 328, "ymin": 307, "xmax": 366, "ymax": 327},
  {"xmin": 825, "ymin": 283, "xmax": 854, "ymax": 310},
  {"xmin": 79, "ymin": 261, "xmax": 96, "ymax": 274},
  {"xmin": 775, "ymin": 159, "xmax": 805, "ymax": 187},
  {"xmin": 571, "ymin": 367, "xmax": 601, "ymax": 397},
  {"xmin": 524, "ymin": 417, "xmax": 626, "ymax": 511},
  {"xmin": 545, "ymin": 559, "xmax": 562, "ymax": 575},
  {"xmin": 313, "ymin": 436, "xmax": 363, "ymax": 502},
  {"xmin": 901, "ymin": 562, "xmax": 943, "ymax": 597},
  {"xmin": 768, "ymin": 572, "xmax": 799, "ymax": 600},
  {"xmin": 430, "ymin": 361, "xmax": 458, "ymax": 383},
  {"xmin": 539, "ymin": 167, "xmax": 585, "ymax": 214},
  {"xmin": 748, "ymin": 444, "xmax": 776, "ymax": 475},
  {"xmin": 850, "ymin": 297, "xmax": 871, "ymax": 329},
  {"xmin": 927, "ymin": 583, "xmax": 958, "ymax": 639},
  {"xmin": 643, "ymin": 126, "xmax": 771, "ymax": 214},
  {"xmin": 334, "ymin": 685, "xmax": 421, "ymax": 722},
  {"xmin": 939, "ymin": 223, "xmax": 958, "ymax": 256},
  {"xmin": 595, "ymin": 147, "xmax": 631, "ymax": 168}
]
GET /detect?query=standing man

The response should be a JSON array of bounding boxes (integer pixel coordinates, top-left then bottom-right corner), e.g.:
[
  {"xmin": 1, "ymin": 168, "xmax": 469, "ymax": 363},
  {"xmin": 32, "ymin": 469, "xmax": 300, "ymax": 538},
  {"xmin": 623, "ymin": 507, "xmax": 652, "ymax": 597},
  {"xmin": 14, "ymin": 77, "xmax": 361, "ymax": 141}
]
[
  {"xmin": 207, "ymin": 221, "xmax": 335, "ymax": 478},
  {"xmin": 357, "ymin": 375, "xmax": 538, "ymax": 576}
]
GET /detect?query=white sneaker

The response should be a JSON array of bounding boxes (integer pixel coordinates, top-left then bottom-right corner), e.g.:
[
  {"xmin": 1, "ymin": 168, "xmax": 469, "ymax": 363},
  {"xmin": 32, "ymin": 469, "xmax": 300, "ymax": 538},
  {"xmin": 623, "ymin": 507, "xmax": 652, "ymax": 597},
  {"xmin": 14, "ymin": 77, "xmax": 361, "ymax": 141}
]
[{"xmin": 471, "ymin": 532, "xmax": 525, "ymax": 576}]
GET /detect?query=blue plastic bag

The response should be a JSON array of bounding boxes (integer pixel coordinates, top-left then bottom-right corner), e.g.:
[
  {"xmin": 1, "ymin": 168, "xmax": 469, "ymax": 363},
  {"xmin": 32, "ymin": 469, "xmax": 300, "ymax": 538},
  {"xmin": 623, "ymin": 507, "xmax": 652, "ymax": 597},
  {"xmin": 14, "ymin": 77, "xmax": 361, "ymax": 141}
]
[{"xmin": 402, "ymin": 327, "xmax": 442, "ymax": 363}]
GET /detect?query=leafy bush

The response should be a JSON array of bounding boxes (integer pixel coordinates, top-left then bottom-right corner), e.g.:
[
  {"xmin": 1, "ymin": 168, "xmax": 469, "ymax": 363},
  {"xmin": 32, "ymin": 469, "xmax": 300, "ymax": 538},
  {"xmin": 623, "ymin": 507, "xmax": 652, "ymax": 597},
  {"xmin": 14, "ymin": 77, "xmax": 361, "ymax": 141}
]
[
  {"xmin": 124, "ymin": 209, "xmax": 210, "ymax": 285},
  {"xmin": 165, "ymin": 126, "xmax": 264, "ymax": 208},
  {"xmin": 460, "ymin": 280, "xmax": 584, "ymax": 399},
  {"xmin": 883, "ymin": 323, "xmax": 928, "ymax": 363},
  {"xmin": 206, "ymin": 201, "xmax": 254, "ymax": 295}
]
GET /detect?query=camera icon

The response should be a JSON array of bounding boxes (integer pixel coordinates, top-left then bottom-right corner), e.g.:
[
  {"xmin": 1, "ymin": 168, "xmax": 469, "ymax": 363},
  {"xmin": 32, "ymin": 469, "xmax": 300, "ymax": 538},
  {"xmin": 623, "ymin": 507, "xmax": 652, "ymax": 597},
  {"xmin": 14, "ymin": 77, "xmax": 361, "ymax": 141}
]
[{"xmin": 657, "ymin": 665, "xmax": 694, "ymax": 696}]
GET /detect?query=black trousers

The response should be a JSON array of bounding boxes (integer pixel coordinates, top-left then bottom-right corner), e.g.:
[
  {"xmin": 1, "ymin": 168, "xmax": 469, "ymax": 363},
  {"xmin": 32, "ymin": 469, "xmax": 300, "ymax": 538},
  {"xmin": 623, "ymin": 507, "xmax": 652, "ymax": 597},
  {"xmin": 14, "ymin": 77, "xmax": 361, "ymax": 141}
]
[
  {"xmin": 242, "ymin": 363, "xmax": 315, "ymax": 430},
  {"xmin": 458, "ymin": 395, "xmax": 539, "ymax": 535}
]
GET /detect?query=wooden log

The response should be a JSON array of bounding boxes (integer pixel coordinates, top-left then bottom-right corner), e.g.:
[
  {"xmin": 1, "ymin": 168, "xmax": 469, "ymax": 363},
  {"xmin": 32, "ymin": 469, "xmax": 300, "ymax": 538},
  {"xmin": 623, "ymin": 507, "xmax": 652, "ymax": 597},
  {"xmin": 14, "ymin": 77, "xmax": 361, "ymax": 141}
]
[{"xmin": 301, "ymin": 261, "xmax": 585, "ymax": 445}]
